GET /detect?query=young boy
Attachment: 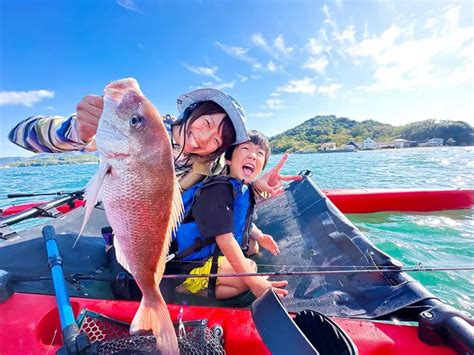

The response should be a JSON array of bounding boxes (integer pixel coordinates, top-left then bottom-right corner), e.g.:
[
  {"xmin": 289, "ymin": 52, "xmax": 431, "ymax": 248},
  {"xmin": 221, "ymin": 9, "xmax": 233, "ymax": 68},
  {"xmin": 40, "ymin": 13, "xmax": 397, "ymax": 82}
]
[{"xmin": 171, "ymin": 130, "xmax": 288, "ymax": 299}]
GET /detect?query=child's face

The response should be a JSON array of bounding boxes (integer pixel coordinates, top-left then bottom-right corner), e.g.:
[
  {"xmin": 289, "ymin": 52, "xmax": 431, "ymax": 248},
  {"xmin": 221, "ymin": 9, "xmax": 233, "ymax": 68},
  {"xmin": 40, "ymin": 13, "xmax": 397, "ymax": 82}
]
[{"xmin": 227, "ymin": 142, "xmax": 267, "ymax": 184}]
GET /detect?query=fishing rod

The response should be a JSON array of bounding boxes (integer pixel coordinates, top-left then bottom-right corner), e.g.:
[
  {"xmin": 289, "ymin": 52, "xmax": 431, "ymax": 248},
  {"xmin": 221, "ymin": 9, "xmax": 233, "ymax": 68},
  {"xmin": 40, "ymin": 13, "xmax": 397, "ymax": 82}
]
[
  {"xmin": 7, "ymin": 190, "xmax": 84, "ymax": 198},
  {"xmin": 0, "ymin": 190, "xmax": 84, "ymax": 239},
  {"xmin": 9, "ymin": 265, "xmax": 473, "ymax": 284}
]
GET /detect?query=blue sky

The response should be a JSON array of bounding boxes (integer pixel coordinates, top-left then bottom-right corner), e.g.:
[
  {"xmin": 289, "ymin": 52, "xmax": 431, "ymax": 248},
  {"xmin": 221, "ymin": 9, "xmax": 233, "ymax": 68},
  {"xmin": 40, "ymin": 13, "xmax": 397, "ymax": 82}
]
[{"xmin": 1, "ymin": 0, "xmax": 473, "ymax": 157}]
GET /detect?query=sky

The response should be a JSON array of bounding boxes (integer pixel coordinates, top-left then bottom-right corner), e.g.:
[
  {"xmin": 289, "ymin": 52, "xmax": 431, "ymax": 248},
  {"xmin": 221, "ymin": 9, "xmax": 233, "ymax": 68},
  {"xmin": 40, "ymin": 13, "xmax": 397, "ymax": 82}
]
[{"xmin": 0, "ymin": 0, "xmax": 473, "ymax": 157}]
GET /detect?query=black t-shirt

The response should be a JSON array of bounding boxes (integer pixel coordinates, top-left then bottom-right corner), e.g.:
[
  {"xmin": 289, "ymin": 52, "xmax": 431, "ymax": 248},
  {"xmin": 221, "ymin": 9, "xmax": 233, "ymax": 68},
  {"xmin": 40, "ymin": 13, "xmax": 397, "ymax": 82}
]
[{"xmin": 192, "ymin": 183, "xmax": 235, "ymax": 239}]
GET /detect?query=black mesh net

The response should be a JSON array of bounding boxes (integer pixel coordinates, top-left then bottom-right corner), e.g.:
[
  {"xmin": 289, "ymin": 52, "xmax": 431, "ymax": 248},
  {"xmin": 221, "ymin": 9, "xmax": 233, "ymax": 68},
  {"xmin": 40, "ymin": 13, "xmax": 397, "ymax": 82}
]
[{"xmin": 76, "ymin": 309, "xmax": 225, "ymax": 354}]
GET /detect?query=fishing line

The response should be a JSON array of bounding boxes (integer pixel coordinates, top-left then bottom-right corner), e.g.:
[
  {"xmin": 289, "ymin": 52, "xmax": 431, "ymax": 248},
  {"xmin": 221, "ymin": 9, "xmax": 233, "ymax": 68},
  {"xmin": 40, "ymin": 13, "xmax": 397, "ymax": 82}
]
[
  {"xmin": 167, "ymin": 257, "xmax": 471, "ymax": 270},
  {"xmin": 162, "ymin": 265, "xmax": 474, "ymax": 279}
]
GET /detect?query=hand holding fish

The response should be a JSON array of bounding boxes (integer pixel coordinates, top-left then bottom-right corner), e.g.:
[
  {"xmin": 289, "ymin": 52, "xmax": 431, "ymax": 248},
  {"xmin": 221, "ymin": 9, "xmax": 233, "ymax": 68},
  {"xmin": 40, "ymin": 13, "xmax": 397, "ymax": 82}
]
[
  {"xmin": 254, "ymin": 153, "xmax": 302, "ymax": 197},
  {"xmin": 76, "ymin": 95, "xmax": 103, "ymax": 143}
]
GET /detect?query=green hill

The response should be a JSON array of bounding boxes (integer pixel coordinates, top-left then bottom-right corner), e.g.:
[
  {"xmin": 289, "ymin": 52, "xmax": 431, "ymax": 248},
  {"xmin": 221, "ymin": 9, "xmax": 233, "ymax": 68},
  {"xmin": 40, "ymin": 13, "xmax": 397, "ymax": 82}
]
[{"xmin": 270, "ymin": 116, "xmax": 473, "ymax": 153}]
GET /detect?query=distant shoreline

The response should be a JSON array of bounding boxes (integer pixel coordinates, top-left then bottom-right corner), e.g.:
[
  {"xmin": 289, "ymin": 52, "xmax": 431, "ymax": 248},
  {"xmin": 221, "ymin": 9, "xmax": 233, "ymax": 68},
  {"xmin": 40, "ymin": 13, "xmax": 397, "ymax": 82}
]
[{"xmin": 1, "ymin": 146, "xmax": 472, "ymax": 168}]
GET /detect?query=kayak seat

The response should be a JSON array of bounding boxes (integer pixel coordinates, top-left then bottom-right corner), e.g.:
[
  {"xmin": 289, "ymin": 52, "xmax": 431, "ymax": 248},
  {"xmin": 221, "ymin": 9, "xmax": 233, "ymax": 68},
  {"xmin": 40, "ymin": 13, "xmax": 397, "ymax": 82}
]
[
  {"xmin": 294, "ymin": 310, "xmax": 358, "ymax": 355},
  {"xmin": 251, "ymin": 288, "xmax": 358, "ymax": 355}
]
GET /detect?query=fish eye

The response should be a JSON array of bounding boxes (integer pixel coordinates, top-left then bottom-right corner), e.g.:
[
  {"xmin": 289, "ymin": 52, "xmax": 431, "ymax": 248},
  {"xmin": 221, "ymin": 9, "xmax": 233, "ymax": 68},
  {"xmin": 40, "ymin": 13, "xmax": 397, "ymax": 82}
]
[{"xmin": 130, "ymin": 115, "xmax": 145, "ymax": 130}]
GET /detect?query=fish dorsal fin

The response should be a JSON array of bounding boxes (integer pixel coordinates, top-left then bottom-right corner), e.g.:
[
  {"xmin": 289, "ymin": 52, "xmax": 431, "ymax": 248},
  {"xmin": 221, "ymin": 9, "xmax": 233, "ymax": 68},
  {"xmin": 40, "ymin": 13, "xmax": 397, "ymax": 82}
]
[{"xmin": 73, "ymin": 162, "xmax": 109, "ymax": 248}]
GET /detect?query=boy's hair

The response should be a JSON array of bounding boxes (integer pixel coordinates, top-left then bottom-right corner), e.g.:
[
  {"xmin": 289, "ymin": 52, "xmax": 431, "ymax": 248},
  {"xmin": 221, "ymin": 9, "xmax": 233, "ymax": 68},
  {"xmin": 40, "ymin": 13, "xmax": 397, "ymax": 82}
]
[{"xmin": 225, "ymin": 130, "xmax": 271, "ymax": 169}]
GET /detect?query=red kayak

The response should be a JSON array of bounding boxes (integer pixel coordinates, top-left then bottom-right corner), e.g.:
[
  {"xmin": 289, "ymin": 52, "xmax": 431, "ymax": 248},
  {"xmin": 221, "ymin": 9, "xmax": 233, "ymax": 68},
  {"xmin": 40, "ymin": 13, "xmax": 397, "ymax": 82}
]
[
  {"xmin": 1, "ymin": 177, "xmax": 472, "ymax": 354},
  {"xmin": 1, "ymin": 189, "xmax": 472, "ymax": 217},
  {"xmin": 0, "ymin": 293, "xmax": 455, "ymax": 355}
]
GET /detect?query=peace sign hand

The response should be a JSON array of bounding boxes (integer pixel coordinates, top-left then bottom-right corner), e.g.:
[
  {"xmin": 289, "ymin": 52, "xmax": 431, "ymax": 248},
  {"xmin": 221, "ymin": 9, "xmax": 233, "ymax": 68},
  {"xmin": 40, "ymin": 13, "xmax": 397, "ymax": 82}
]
[{"xmin": 254, "ymin": 153, "xmax": 302, "ymax": 196}]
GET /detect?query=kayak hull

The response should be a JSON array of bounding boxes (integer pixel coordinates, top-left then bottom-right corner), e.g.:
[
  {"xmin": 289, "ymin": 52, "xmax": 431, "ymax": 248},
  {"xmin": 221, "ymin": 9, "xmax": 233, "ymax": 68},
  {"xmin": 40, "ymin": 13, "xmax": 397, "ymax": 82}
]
[{"xmin": 0, "ymin": 292, "xmax": 455, "ymax": 355}]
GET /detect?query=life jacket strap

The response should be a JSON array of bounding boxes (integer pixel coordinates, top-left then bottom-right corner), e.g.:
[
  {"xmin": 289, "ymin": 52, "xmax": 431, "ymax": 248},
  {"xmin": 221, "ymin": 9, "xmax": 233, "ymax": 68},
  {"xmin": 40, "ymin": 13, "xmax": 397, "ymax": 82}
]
[
  {"xmin": 207, "ymin": 245, "xmax": 221, "ymax": 299},
  {"xmin": 173, "ymin": 237, "xmax": 217, "ymax": 260}
]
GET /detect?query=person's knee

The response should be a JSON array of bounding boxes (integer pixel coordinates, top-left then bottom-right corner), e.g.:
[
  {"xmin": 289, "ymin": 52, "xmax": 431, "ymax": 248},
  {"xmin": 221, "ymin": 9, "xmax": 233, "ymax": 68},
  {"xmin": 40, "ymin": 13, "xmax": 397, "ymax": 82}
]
[{"xmin": 247, "ymin": 259, "xmax": 257, "ymax": 272}]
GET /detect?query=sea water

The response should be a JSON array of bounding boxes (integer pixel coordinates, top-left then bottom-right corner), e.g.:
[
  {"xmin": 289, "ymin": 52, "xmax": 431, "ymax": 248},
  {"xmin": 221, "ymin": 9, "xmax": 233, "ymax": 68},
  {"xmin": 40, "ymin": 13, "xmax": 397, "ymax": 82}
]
[{"xmin": 1, "ymin": 146, "xmax": 473, "ymax": 314}]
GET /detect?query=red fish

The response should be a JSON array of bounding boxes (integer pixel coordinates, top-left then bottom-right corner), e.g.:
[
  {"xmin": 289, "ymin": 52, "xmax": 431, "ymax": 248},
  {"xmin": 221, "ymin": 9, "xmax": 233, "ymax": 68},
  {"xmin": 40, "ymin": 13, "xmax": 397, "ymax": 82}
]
[{"xmin": 81, "ymin": 78, "xmax": 182, "ymax": 353}]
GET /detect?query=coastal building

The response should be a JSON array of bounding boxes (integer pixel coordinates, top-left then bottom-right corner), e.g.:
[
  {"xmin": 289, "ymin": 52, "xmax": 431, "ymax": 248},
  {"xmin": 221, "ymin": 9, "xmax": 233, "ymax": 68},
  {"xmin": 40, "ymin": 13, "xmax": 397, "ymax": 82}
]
[
  {"xmin": 346, "ymin": 141, "xmax": 360, "ymax": 150},
  {"xmin": 420, "ymin": 138, "xmax": 444, "ymax": 147},
  {"xmin": 392, "ymin": 139, "xmax": 410, "ymax": 148},
  {"xmin": 341, "ymin": 144, "xmax": 357, "ymax": 152},
  {"xmin": 377, "ymin": 142, "xmax": 394, "ymax": 149},
  {"xmin": 319, "ymin": 142, "xmax": 337, "ymax": 151},
  {"xmin": 362, "ymin": 138, "xmax": 378, "ymax": 150}
]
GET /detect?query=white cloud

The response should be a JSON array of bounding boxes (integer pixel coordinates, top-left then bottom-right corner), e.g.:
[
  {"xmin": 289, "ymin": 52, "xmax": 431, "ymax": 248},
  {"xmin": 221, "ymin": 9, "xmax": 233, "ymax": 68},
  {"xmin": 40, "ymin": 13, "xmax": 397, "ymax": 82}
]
[
  {"xmin": 249, "ymin": 112, "xmax": 274, "ymax": 118},
  {"xmin": 306, "ymin": 38, "xmax": 326, "ymax": 55},
  {"xmin": 203, "ymin": 81, "xmax": 235, "ymax": 90},
  {"xmin": 264, "ymin": 98, "xmax": 285, "ymax": 109},
  {"xmin": 273, "ymin": 35, "xmax": 293, "ymax": 55},
  {"xmin": 303, "ymin": 56, "xmax": 329, "ymax": 75},
  {"xmin": 237, "ymin": 74, "xmax": 248, "ymax": 82},
  {"xmin": 251, "ymin": 74, "xmax": 261, "ymax": 80},
  {"xmin": 216, "ymin": 42, "xmax": 261, "ymax": 70},
  {"xmin": 335, "ymin": 25, "xmax": 356, "ymax": 42},
  {"xmin": 0, "ymin": 90, "xmax": 54, "ymax": 107},
  {"xmin": 44, "ymin": 106, "xmax": 54, "ymax": 110},
  {"xmin": 251, "ymin": 33, "xmax": 270, "ymax": 50},
  {"xmin": 322, "ymin": 4, "xmax": 338, "ymax": 34},
  {"xmin": 252, "ymin": 33, "xmax": 293, "ymax": 60},
  {"xmin": 182, "ymin": 63, "xmax": 221, "ymax": 82},
  {"xmin": 277, "ymin": 78, "xmax": 317, "ymax": 94},
  {"xmin": 270, "ymin": 92, "xmax": 280, "ymax": 97},
  {"xmin": 117, "ymin": 0, "xmax": 139, "ymax": 11},
  {"xmin": 347, "ymin": 10, "xmax": 474, "ymax": 92},
  {"xmin": 267, "ymin": 60, "xmax": 277, "ymax": 72},
  {"xmin": 318, "ymin": 83, "xmax": 342, "ymax": 98}
]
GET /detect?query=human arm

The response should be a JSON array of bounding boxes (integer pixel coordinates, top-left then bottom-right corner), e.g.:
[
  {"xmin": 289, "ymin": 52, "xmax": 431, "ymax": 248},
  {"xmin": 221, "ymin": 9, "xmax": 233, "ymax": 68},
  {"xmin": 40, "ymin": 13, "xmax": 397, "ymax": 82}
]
[
  {"xmin": 253, "ymin": 153, "xmax": 302, "ymax": 197},
  {"xmin": 7, "ymin": 95, "xmax": 102, "ymax": 153},
  {"xmin": 250, "ymin": 224, "xmax": 280, "ymax": 256},
  {"xmin": 216, "ymin": 233, "xmax": 288, "ymax": 298}
]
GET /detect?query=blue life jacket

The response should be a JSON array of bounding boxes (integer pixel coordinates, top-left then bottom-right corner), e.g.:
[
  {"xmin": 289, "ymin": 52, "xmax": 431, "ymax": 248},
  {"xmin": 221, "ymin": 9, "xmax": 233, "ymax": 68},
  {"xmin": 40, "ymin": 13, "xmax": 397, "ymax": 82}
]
[{"xmin": 172, "ymin": 176, "xmax": 254, "ymax": 262}]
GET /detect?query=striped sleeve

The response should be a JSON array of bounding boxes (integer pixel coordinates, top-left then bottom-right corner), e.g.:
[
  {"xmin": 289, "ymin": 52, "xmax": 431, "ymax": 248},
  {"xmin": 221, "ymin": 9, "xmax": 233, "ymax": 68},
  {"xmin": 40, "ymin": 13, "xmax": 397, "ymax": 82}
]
[{"xmin": 8, "ymin": 115, "xmax": 89, "ymax": 153}]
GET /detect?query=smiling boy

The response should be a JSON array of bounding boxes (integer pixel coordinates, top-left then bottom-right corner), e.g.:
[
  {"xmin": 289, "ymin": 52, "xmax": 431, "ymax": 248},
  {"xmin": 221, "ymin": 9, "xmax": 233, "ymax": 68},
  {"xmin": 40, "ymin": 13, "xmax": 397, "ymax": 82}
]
[{"xmin": 171, "ymin": 130, "xmax": 288, "ymax": 299}]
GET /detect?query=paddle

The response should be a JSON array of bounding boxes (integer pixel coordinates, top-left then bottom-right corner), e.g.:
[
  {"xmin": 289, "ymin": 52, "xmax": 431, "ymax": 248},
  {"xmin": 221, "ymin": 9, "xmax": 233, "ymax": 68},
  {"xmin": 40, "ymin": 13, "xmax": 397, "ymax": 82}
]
[{"xmin": 42, "ymin": 226, "xmax": 90, "ymax": 354}]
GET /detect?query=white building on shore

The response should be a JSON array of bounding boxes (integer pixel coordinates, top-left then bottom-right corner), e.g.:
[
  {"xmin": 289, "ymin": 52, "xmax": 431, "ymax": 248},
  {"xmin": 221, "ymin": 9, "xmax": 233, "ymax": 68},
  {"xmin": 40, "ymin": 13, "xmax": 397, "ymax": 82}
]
[
  {"xmin": 392, "ymin": 139, "xmax": 410, "ymax": 148},
  {"xmin": 362, "ymin": 138, "xmax": 378, "ymax": 150},
  {"xmin": 320, "ymin": 142, "xmax": 337, "ymax": 151},
  {"xmin": 420, "ymin": 138, "xmax": 444, "ymax": 147}
]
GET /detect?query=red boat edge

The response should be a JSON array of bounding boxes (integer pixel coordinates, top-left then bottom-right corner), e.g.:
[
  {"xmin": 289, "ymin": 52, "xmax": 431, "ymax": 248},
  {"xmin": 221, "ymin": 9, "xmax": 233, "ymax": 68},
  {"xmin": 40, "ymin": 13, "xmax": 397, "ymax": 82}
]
[
  {"xmin": 0, "ymin": 292, "xmax": 455, "ymax": 355},
  {"xmin": 323, "ymin": 188, "xmax": 474, "ymax": 213},
  {"xmin": 2, "ymin": 189, "xmax": 473, "ymax": 217}
]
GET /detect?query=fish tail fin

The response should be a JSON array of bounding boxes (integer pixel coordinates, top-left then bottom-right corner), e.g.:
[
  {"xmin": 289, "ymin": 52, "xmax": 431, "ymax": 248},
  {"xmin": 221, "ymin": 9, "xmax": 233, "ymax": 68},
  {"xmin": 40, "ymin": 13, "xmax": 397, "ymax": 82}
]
[
  {"xmin": 73, "ymin": 162, "xmax": 108, "ymax": 248},
  {"xmin": 130, "ymin": 294, "xmax": 178, "ymax": 354}
]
